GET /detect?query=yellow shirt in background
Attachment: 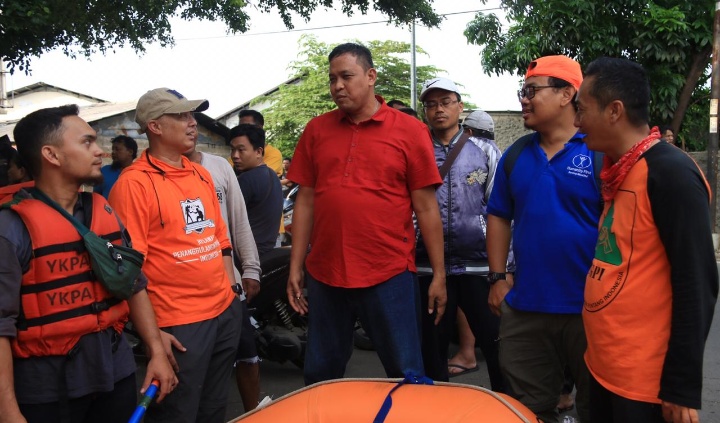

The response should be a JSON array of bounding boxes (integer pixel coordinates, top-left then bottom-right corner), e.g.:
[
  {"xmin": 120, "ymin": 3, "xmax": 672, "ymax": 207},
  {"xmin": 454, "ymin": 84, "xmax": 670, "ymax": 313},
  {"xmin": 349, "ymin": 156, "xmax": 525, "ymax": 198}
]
[{"xmin": 264, "ymin": 144, "xmax": 283, "ymax": 177}]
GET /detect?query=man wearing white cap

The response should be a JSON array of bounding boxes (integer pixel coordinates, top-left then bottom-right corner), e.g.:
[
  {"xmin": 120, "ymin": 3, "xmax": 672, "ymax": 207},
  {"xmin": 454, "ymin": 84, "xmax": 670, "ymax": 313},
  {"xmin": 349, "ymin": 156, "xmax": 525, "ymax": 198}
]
[
  {"xmin": 416, "ymin": 77, "xmax": 511, "ymax": 392},
  {"xmin": 109, "ymin": 88, "xmax": 243, "ymax": 423}
]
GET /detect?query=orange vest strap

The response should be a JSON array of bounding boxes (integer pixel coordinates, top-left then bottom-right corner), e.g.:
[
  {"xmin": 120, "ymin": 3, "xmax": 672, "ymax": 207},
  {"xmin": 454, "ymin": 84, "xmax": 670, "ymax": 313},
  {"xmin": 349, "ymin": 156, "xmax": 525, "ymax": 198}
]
[
  {"xmin": 31, "ymin": 229, "xmax": 121, "ymax": 259},
  {"xmin": 18, "ymin": 298, "xmax": 123, "ymax": 330},
  {"xmin": 20, "ymin": 271, "xmax": 94, "ymax": 295}
]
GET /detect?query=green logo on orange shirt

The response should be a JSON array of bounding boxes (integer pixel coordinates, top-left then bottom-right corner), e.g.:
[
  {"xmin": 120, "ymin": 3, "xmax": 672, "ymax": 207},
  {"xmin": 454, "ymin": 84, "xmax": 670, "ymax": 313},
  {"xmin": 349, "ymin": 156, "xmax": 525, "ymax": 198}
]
[{"xmin": 595, "ymin": 202, "xmax": 622, "ymax": 265}]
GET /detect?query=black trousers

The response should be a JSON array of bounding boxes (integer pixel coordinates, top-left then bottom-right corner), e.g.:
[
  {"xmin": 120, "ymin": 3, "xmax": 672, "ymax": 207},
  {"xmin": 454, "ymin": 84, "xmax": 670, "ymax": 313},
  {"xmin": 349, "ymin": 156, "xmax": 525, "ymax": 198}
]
[
  {"xmin": 419, "ymin": 273, "xmax": 505, "ymax": 392},
  {"xmin": 19, "ymin": 373, "xmax": 136, "ymax": 423},
  {"xmin": 589, "ymin": 373, "xmax": 665, "ymax": 423}
]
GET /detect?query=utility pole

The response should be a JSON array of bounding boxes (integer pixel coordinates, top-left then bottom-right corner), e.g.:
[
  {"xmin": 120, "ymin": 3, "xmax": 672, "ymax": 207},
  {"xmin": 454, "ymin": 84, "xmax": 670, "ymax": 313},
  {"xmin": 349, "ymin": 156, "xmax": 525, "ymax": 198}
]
[
  {"xmin": 710, "ymin": 2, "xmax": 720, "ymax": 233},
  {"xmin": 410, "ymin": 21, "xmax": 417, "ymax": 110},
  {"xmin": 0, "ymin": 59, "xmax": 8, "ymax": 114}
]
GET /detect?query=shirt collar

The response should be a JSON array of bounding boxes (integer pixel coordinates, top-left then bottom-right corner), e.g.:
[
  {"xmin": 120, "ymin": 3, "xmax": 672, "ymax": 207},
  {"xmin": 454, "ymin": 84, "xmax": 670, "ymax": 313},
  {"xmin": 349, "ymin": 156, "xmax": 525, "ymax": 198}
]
[
  {"xmin": 338, "ymin": 95, "xmax": 388, "ymax": 124},
  {"xmin": 432, "ymin": 125, "xmax": 464, "ymax": 148}
]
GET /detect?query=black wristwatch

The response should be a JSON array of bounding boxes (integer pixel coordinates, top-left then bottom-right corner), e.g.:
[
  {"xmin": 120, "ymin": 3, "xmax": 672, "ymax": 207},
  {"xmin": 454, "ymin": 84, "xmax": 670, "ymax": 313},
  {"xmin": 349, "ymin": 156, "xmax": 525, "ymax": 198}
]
[
  {"xmin": 488, "ymin": 272, "xmax": 508, "ymax": 285},
  {"xmin": 231, "ymin": 284, "xmax": 242, "ymax": 294}
]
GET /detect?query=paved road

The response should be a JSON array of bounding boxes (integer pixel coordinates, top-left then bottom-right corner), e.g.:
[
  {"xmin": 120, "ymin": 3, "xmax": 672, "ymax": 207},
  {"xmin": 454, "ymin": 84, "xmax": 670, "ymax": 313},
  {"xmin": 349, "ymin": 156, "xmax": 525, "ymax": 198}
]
[
  {"xmin": 137, "ymin": 280, "xmax": 720, "ymax": 422},
  {"xmin": 226, "ymin": 298, "xmax": 720, "ymax": 422},
  {"xmin": 703, "ymin": 296, "xmax": 720, "ymax": 423}
]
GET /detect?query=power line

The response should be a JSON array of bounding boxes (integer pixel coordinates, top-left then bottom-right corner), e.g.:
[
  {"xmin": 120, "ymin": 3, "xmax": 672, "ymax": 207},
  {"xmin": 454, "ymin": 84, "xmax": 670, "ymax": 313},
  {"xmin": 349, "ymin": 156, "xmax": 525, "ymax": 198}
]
[{"xmin": 175, "ymin": 7, "xmax": 501, "ymax": 41}]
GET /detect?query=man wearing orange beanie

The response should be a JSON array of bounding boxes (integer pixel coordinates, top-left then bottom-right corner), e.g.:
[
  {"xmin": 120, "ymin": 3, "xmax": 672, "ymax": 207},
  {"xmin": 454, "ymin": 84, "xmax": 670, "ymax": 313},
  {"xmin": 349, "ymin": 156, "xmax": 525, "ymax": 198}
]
[{"xmin": 486, "ymin": 55, "xmax": 602, "ymax": 422}]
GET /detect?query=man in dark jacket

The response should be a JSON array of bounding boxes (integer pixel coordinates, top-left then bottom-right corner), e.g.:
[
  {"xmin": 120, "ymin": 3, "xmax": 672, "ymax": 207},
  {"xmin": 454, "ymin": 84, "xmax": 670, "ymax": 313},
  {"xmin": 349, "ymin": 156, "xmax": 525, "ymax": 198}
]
[
  {"xmin": 229, "ymin": 123, "xmax": 282, "ymax": 256},
  {"xmin": 416, "ymin": 77, "xmax": 509, "ymax": 391}
]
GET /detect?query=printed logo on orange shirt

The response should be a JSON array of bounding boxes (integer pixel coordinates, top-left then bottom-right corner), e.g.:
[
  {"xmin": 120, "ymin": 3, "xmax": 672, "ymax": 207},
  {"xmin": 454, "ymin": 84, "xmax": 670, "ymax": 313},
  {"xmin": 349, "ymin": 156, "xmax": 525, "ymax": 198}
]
[
  {"xmin": 595, "ymin": 203, "xmax": 622, "ymax": 265},
  {"xmin": 181, "ymin": 198, "xmax": 216, "ymax": 234},
  {"xmin": 586, "ymin": 201, "xmax": 626, "ymax": 312}
]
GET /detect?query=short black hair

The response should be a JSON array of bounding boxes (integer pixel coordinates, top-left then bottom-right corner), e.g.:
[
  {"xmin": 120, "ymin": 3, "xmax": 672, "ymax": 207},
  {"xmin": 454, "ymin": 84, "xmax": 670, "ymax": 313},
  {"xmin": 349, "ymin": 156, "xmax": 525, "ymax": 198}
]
[
  {"xmin": 547, "ymin": 77, "xmax": 576, "ymax": 108},
  {"xmin": 387, "ymin": 99, "xmax": 406, "ymax": 108},
  {"xmin": 111, "ymin": 135, "xmax": 138, "ymax": 159},
  {"xmin": 398, "ymin": 107, "xmax": 418, "ymax": 118},
  {"xmin": 660, "ymin": 125, "xmax": 673, "ymax": 134},
  {"xmin": 328, "ymin": 43, "xmax": 374, "ymax": 70},
  {"xmin": 584, "ymin": 57, "xmax": 650, "ymax": 127},
  {"xmin": 14, "ymin": 104, "xmax": 80, "ymax": 178},
  {"xmin": 8, "ymin": 148, "xmax": 24, "ymax": 169},
  {"xmin": 283, "ymin": 157, "xmax": 292, "ymax": 162},
  {"xmin": 229, "ymin": 123, "xmax": 266, "ymax": 152},
  {"xmin": 466, "ymin": 128, "xmax": 495, "ymax": 140},
  {"xmin": 238, "ymin": 109, "xmax": 264, "ymax": 127}
]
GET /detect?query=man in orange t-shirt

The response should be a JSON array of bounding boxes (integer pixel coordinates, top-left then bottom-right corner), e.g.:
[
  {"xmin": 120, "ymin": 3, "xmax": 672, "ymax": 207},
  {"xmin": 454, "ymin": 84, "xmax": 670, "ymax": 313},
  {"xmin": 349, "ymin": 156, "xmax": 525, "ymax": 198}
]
[
  {"xmin": 286, "ymin": 43, "xmax": 446, "ymax": 385},
  {"xmin": 110, "ymin": 88, "xmax": 243, "ymax": 423},
  {"xmin": 576, "ymin": 57, "xmax": 718, "ymax": 423}
]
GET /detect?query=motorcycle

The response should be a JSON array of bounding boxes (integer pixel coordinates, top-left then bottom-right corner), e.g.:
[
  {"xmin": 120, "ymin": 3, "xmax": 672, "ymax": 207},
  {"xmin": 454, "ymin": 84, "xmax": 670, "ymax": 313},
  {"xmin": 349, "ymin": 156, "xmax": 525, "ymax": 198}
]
[{"xmin": 251, "ymin": 246, "xmax": 307, "ymax": 368}]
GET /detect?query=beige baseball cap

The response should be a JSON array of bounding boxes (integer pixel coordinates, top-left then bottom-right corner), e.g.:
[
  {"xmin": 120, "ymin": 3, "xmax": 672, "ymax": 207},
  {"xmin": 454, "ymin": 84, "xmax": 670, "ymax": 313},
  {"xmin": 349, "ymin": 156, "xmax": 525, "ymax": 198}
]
[{"xmin": 135, "ymin": 88, "xmax": 209, "ymax": 134}]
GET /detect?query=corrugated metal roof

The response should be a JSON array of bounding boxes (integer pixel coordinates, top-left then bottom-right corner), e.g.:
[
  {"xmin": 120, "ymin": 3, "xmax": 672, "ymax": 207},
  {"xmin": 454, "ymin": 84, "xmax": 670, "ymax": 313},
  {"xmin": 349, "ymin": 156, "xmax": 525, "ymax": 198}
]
[
  {"xmin": 7, "ymin": 81, "xmax": 109, "ymax": 104},
  {"xmin": 215, "ymin": 74, "xmax": 304, "ymax": 120},
  {"xmin": 0, "ymin": 101, "xmax": 228, "ymax": 142}
]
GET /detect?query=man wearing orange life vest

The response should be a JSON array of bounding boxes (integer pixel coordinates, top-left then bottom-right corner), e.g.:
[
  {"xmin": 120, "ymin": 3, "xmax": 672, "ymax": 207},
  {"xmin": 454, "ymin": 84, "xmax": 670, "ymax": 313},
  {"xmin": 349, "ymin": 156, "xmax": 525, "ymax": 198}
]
[
  {"xmin": 575, "ymin": 57, "xmax": 718, "ymax": 423},
  {"xmin": 0, "ymin": 105, "xmax": 176, "ymax": 423}
]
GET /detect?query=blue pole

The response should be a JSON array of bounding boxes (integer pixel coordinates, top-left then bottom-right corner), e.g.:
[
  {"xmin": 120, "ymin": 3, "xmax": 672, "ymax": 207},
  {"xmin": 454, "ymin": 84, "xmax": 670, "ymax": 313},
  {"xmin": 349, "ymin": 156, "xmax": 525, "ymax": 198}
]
[{"xmin": 128, "ymin": 380, "xmax": 160, "ymax": 423}]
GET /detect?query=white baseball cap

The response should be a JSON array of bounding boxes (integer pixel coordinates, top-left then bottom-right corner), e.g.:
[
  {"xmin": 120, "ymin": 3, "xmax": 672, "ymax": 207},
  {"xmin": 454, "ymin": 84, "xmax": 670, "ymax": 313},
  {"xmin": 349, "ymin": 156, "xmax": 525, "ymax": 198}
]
[{"xmin": 420, "ymin": 77, "xmax": 460, "ymax": 101}]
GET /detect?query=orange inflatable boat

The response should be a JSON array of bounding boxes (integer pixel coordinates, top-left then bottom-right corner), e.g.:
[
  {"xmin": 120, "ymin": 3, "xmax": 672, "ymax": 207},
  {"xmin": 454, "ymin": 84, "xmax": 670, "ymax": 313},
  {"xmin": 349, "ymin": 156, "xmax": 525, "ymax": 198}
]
[{"xmin": 231, "ymin": 377, "xmax": 539, "ymax": 422}]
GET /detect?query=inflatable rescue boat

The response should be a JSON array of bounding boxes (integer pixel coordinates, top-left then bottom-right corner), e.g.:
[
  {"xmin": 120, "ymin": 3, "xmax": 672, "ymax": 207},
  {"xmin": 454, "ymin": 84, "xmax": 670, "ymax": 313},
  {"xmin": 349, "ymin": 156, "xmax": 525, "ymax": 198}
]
[{"xmin": 231, "ymin": 376, "xmax": 539, "ymax": 422}]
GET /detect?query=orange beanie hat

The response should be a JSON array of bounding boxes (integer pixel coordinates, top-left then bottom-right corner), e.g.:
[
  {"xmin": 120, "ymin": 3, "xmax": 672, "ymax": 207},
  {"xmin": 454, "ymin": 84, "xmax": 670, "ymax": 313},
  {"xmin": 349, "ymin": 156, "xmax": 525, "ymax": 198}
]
[{"xmin": 525, "ymin": 55, "xmax": 582, "ymax": 90}]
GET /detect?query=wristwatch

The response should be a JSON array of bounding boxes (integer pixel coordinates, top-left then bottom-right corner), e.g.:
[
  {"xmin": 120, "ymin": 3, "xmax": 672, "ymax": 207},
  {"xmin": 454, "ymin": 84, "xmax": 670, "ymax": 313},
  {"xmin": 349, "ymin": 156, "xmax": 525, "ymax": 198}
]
[
  {"xmin": 487, "ymin": 272, "xmax": 508, "ymax": 285},
  {"xmin": 231, "ymin": 284, "xmax": 242, "ymax": 294}
]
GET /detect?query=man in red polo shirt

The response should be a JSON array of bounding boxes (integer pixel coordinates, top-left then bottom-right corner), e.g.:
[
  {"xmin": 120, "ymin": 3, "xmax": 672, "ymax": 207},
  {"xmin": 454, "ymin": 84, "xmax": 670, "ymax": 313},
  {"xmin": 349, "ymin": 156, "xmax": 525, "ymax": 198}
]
[{"xmin": 286, "ymin": 42, "xmax": 446, "ymax": 384}]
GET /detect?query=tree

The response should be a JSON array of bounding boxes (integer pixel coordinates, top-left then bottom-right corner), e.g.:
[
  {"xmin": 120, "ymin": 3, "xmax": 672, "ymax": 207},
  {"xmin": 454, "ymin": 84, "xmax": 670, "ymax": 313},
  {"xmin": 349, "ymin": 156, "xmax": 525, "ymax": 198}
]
[
  {"xmin": 258, "ymin": 34, "xmax": 452, "ymax": 155},
  {"xmin": 464, "ymin": 1, "xmax": 713, "ymax": 147},
  {"xmin": 676, "ymin": 85, "xmax": 710, "ymax": 152},
  {"xmin": 1, "ymin": 0, "xmax": 442, "ymax": 73}
]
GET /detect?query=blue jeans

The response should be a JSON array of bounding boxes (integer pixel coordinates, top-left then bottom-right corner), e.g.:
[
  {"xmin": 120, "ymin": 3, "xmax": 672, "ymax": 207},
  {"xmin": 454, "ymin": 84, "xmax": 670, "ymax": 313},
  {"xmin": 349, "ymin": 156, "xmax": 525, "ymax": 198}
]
[{"xmin": 304, "ymin": 270, "xmax": 424, "ymax": 385}]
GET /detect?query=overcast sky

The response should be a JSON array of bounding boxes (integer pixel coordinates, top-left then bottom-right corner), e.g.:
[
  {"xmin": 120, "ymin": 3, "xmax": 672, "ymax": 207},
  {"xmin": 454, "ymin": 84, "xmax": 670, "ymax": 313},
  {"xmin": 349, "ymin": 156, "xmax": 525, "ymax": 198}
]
[{"xmin": 6, "ymin": 0, "xmax": 523, "ymax": 117}]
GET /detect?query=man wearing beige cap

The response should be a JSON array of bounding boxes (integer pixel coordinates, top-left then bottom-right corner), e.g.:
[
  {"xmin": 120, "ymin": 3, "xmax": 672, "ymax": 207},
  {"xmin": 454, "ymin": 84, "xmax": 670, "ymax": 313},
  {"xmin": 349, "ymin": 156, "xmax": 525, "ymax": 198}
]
[
  {"xmin": 109, "ymin": 88, "xmax": 243, "ymax": 423},
  {"xmin": 486, "ymin": 56, "xmax": 602, "ymax": 422}
]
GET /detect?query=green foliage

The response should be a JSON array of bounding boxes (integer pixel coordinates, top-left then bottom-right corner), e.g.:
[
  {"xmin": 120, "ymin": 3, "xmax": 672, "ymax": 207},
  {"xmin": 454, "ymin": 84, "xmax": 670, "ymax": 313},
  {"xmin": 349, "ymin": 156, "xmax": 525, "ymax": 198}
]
[
  {"xmin": 1, "ymin": 0, "xmax": 441, "ymax": 73},
  {"xmin": 464, "ymin": 0, "xmax": 713, "ymax": 131},
  {"xmin": 677, "ymin": 85, "xmax": 710, "ymax": 152},
  {"xmin": 260, "ymin": 35, "xmax": 447, "ymax": 156}
]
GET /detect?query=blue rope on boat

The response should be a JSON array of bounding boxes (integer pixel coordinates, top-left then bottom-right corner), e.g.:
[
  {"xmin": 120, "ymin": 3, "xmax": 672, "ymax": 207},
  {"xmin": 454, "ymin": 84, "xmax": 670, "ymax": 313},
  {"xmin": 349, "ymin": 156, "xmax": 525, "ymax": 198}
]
[{"xmin": 373, "ymin": 373, "xmax": 434, "ymax": 423}]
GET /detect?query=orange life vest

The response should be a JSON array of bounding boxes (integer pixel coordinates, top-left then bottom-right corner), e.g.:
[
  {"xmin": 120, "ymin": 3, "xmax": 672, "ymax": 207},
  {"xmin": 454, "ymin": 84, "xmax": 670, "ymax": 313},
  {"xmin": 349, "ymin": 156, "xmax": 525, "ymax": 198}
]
[
  {"xmin": 0, "ymin": 181, "xmax": 35, "ymax": 204},
  {"xmin": 10, "ymin": 193, "xmax": 130, "ymax": 358}
]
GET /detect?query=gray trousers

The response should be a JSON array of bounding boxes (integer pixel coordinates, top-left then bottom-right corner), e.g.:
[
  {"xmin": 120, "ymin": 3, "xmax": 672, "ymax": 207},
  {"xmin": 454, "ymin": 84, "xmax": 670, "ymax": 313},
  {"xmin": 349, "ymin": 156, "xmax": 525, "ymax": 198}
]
[
  {"xmin": 146, "ymin": 299, "xmax": 243, "ymax": 423},
  {"xmin": 499, "ymin": 301, "xmax": 590, "ymax": 423}
]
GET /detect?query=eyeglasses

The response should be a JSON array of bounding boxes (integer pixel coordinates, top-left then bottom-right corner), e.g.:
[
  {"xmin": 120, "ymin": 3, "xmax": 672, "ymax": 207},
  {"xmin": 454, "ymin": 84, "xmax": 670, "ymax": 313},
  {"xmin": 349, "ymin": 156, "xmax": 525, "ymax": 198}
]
[
  {"xmin": 423, "ymin": 99, "xmax": 458, "ymax": 110},
  {"xmin": 517, "ymin": 85, "xmax": 557, "ymax": 102}
]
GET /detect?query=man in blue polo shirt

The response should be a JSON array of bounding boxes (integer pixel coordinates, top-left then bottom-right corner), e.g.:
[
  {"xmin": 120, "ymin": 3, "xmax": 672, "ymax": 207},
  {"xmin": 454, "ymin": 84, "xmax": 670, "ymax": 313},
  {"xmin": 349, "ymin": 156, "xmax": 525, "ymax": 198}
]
[{"xmin": 486, "ymin": 55, "xmax": 602, "ymax": 423}]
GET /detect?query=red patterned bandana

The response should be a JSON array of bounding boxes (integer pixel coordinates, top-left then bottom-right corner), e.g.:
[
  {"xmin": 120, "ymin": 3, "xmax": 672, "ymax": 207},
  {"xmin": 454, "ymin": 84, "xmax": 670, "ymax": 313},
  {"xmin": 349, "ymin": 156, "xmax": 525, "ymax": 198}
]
[{"xmin": 600, "ymin": 127, "xmax": 661, "ymax": 202}]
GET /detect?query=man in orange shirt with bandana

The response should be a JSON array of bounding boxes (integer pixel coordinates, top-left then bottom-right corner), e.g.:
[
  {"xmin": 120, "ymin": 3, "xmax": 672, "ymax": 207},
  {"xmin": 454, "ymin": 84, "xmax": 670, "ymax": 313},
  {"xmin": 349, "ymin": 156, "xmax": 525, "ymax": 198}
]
[{"xmin": 576, "ymin": 57, "xmax": 718, "ymax": 423}]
